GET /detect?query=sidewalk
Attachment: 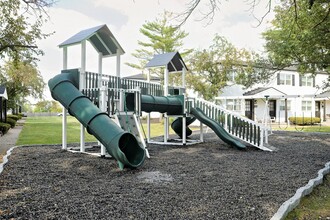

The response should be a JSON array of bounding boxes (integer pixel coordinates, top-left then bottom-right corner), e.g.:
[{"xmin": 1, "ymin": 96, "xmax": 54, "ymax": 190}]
[{"xmin": 0, "ymin": 119, "xmax": 24, "ymax": 155}]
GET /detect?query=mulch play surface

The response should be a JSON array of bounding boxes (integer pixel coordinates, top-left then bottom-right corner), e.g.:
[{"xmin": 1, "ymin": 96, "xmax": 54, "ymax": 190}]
[{"xmin": 1, "ymin": 131, "xmax": 329, "ymax": 219}]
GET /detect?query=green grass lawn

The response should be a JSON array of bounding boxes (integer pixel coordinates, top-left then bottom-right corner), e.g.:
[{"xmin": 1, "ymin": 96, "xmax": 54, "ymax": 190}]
[
  {"xmin": 272, "ymin": 124, "xmax": 330, "ymax": 132},
  {"xmin": 16, "ymin": 116, "xmax": 97, "ymax": 145},
  {"xmin": 285, "ymin": 175, "xmax": 330, "ymax": 220},
  {"xmin": 15, "ymin": 116, "xmax": 330, "ymax": 219},
  {"xmin": 16, "ymin": 116, "xmax": 175, "ymax": 145}
]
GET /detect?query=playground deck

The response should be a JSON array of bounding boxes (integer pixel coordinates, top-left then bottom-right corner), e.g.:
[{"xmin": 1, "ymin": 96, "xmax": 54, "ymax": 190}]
[{"xmin": 0, "ymin": 131, "xmax": 330, "ymax": 219}]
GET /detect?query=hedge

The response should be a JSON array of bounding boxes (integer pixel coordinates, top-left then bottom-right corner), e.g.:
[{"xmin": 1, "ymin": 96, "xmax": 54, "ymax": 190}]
[
  {"xmin": 7, "ymin": 114, "xmax": 20, "ymax": 121},
  {"xmin": 6, "ymin": 118, "xmax": 16, "ymax": 128},
  {"xmin": 0, "ymin": 122, "xmax": 11, "ymax": 135},
  {"xmin": 288, "ymin": 117, "xmax": 321, "ymax": 125}
]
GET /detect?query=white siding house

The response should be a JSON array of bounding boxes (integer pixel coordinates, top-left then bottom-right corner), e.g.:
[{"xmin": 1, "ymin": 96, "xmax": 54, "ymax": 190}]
[{"xmin": 216, "ymin": 69, "xmax": 330, "ymax": 123}]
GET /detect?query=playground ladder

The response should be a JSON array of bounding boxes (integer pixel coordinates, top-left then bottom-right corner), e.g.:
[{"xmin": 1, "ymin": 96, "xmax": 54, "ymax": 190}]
[
  {"xmin": 115, "ymin": 112, "xmax": 150, "ymax": 158},
  {"xmin": 191, "ymin": 98, "xmax": 273, "ymax": 151}
]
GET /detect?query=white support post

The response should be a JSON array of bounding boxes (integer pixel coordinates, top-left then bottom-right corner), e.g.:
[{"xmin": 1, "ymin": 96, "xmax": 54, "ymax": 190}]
[
  {"xmin": 164, "ymin": 114, "xmax": 168, "ymax": 143},
  {"xmin": 164, "ymin": 68, "xmax": 169, "ymax": 96},
  {"xmin": 62, "ymin": 47, "xmax": 68, "ymax": 150},
  {"xmin": 98, "ymin": 52, "xmax": 106, "ymax": 156},
  {"xmin": 260, "ymin": 128, "xmax": 264, "ymax": 147},
  {"xmin": 116, "ymin": 49, "xmax": 121, "ymax": 92},
  {"xmin": 98, "ymin": 52, "xmax": 103, "ymax": 87},
  {"xmin": 164, "ymin": 68, "xmax": 169, "ymax": 143},
  {"xmin": 80, "ymin": 40, "xmax": 87, "ymax": 153},
  {"xmin": 182, "ymin": 116, "xmax": 186, "ymax": 145},
  {"xmin": 146, "ymin": 70, "xmax": 151, "ymax": 142},
  {"xmin": 182, "ymin": 67, "xmax": 187, "ymax": 145},
  {"xmin": 200, "ymin": 120, "xmax": 204, "ymax": 142},
  {"xmin": 119, "ymin": 90, "xmax": 125, "ymax": 111},
  {"xmin": 100, "ymin": 86, "xmax": 107, "ymax": 156},
  {"xmin": 147, "ymin": 113, "xmax": 151, "ymax": 142}
]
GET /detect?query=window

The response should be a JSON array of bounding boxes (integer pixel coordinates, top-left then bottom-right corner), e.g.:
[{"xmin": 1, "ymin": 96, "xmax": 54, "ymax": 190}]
[
  {"xmin": 245, "ymin": 100, "xmax": 251, "ymax": 111},
  {"xmin": 300, "ymin": 75, "xmax": 313, "ymax": 87},
  {"xmin": 302, "ymin": 101, "xmax": 312, "ymax": 111},
  {"xmin": 228, "ymin": 70, "xmax": 237, "ymax": 82},
  {"xmin": 226, "ymin": 99, "xmax": 241, "ymax": 111},
  {"xmin": 278, "ymin": 73, "xmax": 293, "ymax": 85},
  {"xmin": 279, "ymin": 100, "xmax": 291, "ymax": 111}
]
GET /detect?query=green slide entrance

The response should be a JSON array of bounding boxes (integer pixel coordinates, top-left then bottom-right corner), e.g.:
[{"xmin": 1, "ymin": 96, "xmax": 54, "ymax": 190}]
[{"xmin": 48, "ymin": 71, "xmax": 146, "ymax": 169}]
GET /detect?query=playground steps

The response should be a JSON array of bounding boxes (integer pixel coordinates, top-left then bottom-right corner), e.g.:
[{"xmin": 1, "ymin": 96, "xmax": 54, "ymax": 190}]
[
  {"xmin": 192, "ymin": 98, "xmax": 273, "ymax": 151},
  {"xmin": 115, "ymin": 112, "xmax": 150, "ymax": 158}
]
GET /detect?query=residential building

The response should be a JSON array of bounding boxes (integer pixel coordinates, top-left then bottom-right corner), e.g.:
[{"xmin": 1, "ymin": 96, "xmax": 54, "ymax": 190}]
[{"xmin": 215, "ymin": 68, "xmax": 330, "ymax": 123}]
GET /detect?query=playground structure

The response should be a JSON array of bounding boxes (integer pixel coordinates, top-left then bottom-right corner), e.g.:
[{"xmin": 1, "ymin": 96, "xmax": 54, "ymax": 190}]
[{"xmin": 48, "ymin": 24, "xmax": 272, "ymax": 169}]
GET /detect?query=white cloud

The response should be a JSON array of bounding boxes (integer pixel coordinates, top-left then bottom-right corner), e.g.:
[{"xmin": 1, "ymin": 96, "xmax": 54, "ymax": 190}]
[{"xmin": 36, "ymin": 0, "xmax": 276, "ymax": 100}]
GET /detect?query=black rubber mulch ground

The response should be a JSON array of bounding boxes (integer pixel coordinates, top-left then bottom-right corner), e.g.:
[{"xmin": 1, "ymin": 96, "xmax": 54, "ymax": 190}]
[{"xmin": 0, "ymin": 131, "xmax": 329, "ymax": 220}]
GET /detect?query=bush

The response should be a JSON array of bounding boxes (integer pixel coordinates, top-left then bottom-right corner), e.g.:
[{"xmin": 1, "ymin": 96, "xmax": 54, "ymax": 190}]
[
  {"xmin": 18, "ymin": 113, "xmax": 26, "ymax": 118},
  {"xmin": 0, "ymin": 122, "xmax": 11, "ymax": 135},
  {"xmin": 7, "ymin": 114, "xmax": 20, "ymax": 121},
  {"xmin": 288, "ymin": 117, "xmax": 321, "ymax": 125},
  {"xmin": 6, "ymin": 118, "xmax": 17, "ymax": 128}
]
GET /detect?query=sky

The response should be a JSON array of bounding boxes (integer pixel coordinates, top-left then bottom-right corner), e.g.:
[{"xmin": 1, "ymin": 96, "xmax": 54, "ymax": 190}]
[{"xmin": 36, "ymin": 0, "xmax": 277, "ymax": 101}]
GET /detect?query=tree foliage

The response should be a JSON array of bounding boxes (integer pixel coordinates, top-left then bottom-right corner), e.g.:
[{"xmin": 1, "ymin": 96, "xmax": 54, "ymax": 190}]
[
  {"xmin": 34, "ymin": 100, "xmax": 62, "ymax": 113},
  {"xmin": 187, "ymin": 35, "xmax": 272, "ymax": 100},
  {"xmin": 262, "ymin": 0, "xmax": 330, "ymax": 74},
  {"xmin": 0, "ymin": 0, "xmax": 55, "ymax": 62},
  {"xmin": 0, "ymin": 60, "xmax": 45, "ymax": 110},
  {"xmin": 126, "ymin": 11, "xmax": 192, "ymax": 78}
]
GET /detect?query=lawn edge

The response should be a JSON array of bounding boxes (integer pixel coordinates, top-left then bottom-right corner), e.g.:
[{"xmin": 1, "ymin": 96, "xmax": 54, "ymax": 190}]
[{"xmin": 271, "ymin": 161, "xmax": 330, "ymax": 220}]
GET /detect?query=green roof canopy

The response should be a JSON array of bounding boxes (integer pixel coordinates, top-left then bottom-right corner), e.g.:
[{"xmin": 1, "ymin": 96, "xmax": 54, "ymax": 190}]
[
  {"xmin": 59, "ymin": 24, "xmax": 125, "ymax": 57},
  {"xmin": 145, "ymin": 52, "xmax": 188, "ymax": 72}
]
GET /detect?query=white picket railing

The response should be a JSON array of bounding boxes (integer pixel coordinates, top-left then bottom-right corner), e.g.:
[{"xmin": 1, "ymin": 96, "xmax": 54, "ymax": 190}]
[{"xmin": 190, "ymin": 98, "xmax": 272, "ymax": 151}]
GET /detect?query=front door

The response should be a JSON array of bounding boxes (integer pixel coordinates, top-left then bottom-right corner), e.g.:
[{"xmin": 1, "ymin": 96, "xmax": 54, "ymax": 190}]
[
  {"xmin": 315, "ymin": 101, "xmax": 321, "ymax": 118},
  {"xmin": 269, "ymin": 100, "xmax": 276, "ymax": 119},
  {"xmin": 245, "ymin": 99, "xmax": 254, "ymax": 120}
]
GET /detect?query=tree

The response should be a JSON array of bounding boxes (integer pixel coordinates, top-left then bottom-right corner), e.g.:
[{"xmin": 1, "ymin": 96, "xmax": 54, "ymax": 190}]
[
  {"xmin": 187, "ymin": 35, "xmax": 271, "ymax": 100},
  {"xmin": 34, "ymin": 100, "xmax": 62, "ymax": 113},
  {"xmin": 262, "ymin": 0, "xmax": 330, "ymax": 75},
  {"xmin": 0, "ymin": 60, "xmax": 45, "ymax": 111},
  {"xmin": 177, "ymin": 0, "xmax": 325, "ymax": 26},
  {"xmin": 0, "ymin": 0, "xmax": 55, "ymax": 62},
  {"xmin": 126, "ymin": 11, "xmax": 192, "ymax": 79}
]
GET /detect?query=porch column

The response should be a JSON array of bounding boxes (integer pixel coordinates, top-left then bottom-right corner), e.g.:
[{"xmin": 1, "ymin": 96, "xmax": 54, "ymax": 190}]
[
  {"xmin": 323, "ymin": 101, "xmax": 326, "ymax": 122},
  {"xmin": 285, "ymin": 98, "xmax": 288, "ymax": 123},
  {"xmin": 0, "ymin": 97, "xmax": 2, "ymax": 122}
]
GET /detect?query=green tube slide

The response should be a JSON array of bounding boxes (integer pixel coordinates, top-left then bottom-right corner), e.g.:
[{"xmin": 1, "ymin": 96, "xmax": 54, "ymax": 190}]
[
  {"xmin": 190, "ymin": 107, "xmax": 246, "ymax": 150},
  {"xmin": 125, "ymin": 93, "xmax": 184, "ymax": 115},
  {"xmin": 48, "ymin": 71, "xmax": 146, "ymax": 169},
  {"xmin": 126, "ymin": 93, "xmax": 195, "ymax": 138},
  {"xmin": 171, "ymin": 117, "xmax": 196, "ymax": 138}
]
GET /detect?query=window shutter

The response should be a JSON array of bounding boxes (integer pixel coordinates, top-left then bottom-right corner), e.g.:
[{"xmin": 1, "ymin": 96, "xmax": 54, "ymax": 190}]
[
  {"xmin": 299, "ymin": 75, "xmax": 302, "ymax": 86},
  {"xmin": 292, "ymin": 74, "xmax": 295, "ymax": 86},
  {"xmin": 277, "ymin": 73, "xmax": 280, "ymax": 85},
  {"xmin": 313, "ymin": 76, "xmax": 316, "ymax": 87}
]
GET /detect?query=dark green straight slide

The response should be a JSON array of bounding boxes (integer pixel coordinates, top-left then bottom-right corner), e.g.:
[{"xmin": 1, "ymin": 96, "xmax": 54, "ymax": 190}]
[
  {"xmin": 190, "ymin": 107, "xmax": 246, "ymax": 150},
  {"xmin": 48, "ymin": 71, "xmax": 145, "ymax": 169}
]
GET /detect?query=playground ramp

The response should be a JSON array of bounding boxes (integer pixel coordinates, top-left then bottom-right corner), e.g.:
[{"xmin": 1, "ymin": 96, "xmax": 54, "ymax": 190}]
[
  {"xmin": 190, "ymin": 107, "xmax": 246, "ymax": 150},
  {"xmin": 48, "ymin": 71, "xmax": 146, "ymax": 169}
]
